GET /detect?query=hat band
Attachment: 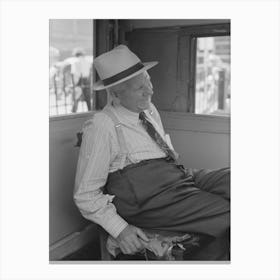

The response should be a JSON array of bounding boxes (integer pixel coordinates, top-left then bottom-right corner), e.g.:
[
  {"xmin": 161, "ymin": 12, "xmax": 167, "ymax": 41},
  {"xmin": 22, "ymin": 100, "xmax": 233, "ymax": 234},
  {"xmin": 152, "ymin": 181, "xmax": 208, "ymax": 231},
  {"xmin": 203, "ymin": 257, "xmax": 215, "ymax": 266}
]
[{"xmin": 102, "ymin": 62, "xmax": 144, "ymax": 86}]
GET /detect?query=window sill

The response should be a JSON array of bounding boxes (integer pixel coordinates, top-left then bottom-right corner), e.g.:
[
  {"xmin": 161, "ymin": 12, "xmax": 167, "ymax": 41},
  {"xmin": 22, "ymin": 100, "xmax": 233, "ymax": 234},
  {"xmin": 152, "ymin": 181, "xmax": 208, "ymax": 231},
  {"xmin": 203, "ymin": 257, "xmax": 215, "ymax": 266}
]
[
  {"xmin": 160, "ymin": 111, "xmax": 230, "ymax": 134},
  {"xmin": 49, "ymin": 111, "xmax": 95, "ymax": 122}
]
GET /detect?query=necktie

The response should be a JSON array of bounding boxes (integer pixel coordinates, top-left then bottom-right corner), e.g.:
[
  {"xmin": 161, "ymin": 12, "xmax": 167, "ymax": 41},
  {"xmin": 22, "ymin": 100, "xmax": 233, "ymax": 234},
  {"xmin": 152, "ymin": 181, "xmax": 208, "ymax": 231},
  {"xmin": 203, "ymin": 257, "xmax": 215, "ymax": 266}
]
[{"xmin": 139, "ymin": 111, "xmax": 178, "ymax": 161}]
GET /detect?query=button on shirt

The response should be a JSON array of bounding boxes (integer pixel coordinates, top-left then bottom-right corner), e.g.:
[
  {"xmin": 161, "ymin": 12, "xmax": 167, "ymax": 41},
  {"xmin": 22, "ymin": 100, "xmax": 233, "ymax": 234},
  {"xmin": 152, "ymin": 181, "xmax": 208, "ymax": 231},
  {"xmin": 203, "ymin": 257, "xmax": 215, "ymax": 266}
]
[{"xmin": 73, "ymin": 103, "xmax": 176, "ymax": 238}]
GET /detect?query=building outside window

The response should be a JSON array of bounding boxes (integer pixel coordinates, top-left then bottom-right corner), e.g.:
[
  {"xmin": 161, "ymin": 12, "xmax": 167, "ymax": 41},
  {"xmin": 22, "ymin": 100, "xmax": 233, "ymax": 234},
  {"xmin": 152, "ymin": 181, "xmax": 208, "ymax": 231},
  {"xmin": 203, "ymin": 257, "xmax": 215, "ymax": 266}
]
[
  {"xmin": 49, "ymin": 19, "xmax": 94, "ymax": 116},
  {"xmin": 195, "ymin": 36, "xmax": 230, "ymax": 115}
]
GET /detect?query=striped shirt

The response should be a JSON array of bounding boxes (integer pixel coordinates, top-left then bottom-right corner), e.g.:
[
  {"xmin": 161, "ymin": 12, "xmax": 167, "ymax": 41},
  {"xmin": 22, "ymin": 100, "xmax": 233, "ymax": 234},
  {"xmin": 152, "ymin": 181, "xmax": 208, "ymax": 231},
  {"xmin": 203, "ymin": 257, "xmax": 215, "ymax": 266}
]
[{"xmin": 73, "ymin": 103, "xmax": 176, "ymax": 238}]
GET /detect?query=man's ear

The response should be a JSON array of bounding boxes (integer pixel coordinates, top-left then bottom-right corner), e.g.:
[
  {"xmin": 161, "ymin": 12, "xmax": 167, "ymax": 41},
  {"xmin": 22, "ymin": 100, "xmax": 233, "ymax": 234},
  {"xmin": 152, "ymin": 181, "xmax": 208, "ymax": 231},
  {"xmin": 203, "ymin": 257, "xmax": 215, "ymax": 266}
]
[{"xmin": 111, "ymin": 91, "xmax": 121, "ymax": 105}]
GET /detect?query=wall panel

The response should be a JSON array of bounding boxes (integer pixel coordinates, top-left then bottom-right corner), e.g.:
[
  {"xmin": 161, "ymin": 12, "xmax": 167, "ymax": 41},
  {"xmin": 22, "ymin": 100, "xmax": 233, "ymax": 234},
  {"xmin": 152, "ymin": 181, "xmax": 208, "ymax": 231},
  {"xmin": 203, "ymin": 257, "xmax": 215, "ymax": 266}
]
[{"xmin": 49, "ymin": 113, "xmax": 93, "ymax": 245}]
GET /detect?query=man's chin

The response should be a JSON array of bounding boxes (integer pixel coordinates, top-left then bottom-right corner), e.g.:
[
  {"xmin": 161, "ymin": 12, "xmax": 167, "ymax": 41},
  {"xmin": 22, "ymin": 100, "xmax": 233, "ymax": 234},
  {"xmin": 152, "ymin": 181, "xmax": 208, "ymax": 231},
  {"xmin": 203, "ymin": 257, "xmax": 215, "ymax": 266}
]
[{"xmin": 138, "ymin": 101, "xmax": 151, "ymax": 111}]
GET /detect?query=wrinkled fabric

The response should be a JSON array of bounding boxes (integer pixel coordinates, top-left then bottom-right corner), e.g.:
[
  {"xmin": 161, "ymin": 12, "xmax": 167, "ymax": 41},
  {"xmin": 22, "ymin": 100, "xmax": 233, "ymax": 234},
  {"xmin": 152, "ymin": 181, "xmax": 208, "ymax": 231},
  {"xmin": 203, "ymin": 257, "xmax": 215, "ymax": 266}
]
[
  {"xmin": 105, "ymin": 158, "xmax": 230, "ymax": 238},
  {"xmin": 106, "ymin": 229, "xmax": 200, "ymax": 260}
]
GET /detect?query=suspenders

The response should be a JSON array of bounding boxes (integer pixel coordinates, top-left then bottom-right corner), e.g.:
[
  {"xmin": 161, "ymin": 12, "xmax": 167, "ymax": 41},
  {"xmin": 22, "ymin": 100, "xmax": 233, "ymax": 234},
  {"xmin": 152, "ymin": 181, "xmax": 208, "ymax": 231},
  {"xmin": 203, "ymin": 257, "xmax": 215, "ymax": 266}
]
[{"xmin": 102, "ymin": 106, "xmax": 132, "ymax": 169}]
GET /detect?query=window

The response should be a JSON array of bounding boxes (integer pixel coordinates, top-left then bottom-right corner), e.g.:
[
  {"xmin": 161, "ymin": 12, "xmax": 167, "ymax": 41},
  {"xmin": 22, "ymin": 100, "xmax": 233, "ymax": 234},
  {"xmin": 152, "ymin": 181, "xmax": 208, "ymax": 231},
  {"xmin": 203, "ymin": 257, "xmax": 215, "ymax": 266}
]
[
  {"xmin": 49, "ymin": 19, "xmax": 94, "ymax": 116},
  {"xmin": 189, "ymin": 24, "xmax": 230, "ymax": 116},
  {"xmin": 195, "ymin": 36, "xmax": 230, "ymax": 115}
]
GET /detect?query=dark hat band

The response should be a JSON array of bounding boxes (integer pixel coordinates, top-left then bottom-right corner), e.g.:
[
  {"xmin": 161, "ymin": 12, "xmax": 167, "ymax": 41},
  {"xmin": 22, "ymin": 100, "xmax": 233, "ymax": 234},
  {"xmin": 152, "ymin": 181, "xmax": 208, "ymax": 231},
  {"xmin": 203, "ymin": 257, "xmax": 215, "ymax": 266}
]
[{"xmin": 102, "ymin": 62, "xmax": 144, "ymax": 86}]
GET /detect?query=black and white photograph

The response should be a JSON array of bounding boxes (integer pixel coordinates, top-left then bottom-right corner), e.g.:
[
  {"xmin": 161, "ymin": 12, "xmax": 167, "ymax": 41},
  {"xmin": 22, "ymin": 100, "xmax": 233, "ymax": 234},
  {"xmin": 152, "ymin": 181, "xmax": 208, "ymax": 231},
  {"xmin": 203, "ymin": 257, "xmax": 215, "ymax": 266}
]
[
  {"xmin": 1, "ymin": 0, "xmax": 280, "ymax": 279},
  {"xmin": 49, "ymin": 19, "xmax": 231, "ymax": 262}
]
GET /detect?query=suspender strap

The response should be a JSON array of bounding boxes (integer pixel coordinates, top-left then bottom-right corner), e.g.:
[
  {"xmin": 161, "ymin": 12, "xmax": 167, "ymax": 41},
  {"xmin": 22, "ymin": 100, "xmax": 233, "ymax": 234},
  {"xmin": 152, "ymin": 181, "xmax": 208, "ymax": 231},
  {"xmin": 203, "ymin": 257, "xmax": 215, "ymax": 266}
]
[{"xmin": 103, "ymin": 106, "xmax": 130, "ymax": 169}]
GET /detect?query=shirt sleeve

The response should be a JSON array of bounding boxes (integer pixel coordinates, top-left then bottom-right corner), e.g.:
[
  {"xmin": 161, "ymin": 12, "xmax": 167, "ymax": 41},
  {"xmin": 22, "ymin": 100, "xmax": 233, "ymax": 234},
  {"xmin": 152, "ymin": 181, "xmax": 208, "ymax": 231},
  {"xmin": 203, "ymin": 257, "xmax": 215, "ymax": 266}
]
[{"xmin": 73, "ymin": 113, "xmax": 128, "ymax": 238}]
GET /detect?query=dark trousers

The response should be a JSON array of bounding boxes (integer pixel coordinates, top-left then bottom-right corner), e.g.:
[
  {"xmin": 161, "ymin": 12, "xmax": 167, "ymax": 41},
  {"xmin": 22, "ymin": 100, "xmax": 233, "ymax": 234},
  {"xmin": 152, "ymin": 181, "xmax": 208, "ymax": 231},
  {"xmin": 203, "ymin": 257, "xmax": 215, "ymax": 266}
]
[
  {"xmin": 189, "ymin": 168, "xmax": 230, "ymax": 260},
  {"xmin": 72, "ymin": 77, "xmax": 91, "ymax": 112},
  {"xmin": 105, "ymin": 158, "xmax": 230, "ymax": 260}
]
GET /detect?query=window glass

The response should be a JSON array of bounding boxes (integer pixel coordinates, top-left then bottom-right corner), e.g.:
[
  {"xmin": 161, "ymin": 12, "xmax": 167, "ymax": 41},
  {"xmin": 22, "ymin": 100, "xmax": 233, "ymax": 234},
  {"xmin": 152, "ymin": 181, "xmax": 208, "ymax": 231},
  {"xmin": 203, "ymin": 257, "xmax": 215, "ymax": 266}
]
[
  {"xmin": 49, "ymin": 19, "xmax": 94, "ymax": 116},
  {"xmin": 195, "ymin": 36, "xmax": 230, "ymax": 115}
]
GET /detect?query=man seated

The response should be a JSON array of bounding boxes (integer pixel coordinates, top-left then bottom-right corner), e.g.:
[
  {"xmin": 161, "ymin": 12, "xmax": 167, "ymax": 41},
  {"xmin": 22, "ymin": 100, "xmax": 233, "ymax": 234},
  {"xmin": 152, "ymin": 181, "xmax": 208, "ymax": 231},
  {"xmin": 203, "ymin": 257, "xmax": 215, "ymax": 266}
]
[{"xmin": 73, "ymin": 45, "xmax": 230, "ymax": 260}]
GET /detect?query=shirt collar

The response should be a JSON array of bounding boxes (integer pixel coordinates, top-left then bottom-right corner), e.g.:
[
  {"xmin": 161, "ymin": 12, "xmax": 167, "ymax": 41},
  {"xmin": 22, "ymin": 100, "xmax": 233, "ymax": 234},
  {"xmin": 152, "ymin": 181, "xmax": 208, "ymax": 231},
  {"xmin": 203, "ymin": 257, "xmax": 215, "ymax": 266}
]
[{"xmin": 113, "ymin": 104, "xmax": 140, "ymax": 126}]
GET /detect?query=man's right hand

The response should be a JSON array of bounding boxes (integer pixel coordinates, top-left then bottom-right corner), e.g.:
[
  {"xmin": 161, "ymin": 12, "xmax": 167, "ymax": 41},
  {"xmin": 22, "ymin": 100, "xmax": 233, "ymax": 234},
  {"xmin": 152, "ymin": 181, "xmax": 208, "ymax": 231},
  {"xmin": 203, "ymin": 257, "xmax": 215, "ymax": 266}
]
[{"xmin": 116, "ymin": 224, "xmax": 149, "ymax": 255}]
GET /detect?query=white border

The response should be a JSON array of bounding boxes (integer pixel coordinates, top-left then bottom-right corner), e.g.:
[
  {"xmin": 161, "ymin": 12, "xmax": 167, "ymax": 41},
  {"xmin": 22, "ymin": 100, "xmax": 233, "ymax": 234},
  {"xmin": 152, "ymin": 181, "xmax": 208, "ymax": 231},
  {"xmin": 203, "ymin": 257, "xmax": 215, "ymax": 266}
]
[{"xmin": 1, "ymin": 0, "xmax": 280, "ymax": 279}]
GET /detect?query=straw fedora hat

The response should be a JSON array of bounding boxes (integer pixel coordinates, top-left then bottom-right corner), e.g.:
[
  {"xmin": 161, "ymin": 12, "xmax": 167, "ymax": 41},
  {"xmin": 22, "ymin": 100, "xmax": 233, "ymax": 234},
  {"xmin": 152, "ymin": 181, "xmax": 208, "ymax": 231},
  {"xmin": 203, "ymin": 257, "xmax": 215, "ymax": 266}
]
[{"xmin": 93, "ymin": 45, "xmax": 158, "ymax": 91}]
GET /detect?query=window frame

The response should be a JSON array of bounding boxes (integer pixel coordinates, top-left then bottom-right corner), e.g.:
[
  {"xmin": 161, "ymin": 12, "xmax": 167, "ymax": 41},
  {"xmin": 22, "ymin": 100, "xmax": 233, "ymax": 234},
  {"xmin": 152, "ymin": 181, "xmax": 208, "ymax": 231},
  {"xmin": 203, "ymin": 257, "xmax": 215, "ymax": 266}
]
[
  {"xmin": 49, "ymin": 19, "xmax": 97, "ymax": 120},
  {"xmin": 184, "ymin": 23, "xmax": 231, "ymax": 114}
]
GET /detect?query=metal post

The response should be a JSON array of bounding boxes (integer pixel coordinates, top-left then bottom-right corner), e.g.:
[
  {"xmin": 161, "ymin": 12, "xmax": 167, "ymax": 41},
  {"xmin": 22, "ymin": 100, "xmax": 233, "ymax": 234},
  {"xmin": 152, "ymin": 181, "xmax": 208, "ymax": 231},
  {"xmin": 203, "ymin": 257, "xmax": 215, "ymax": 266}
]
[
  {"xmin": 218, "ymin": 69, "xmax": 225, "ymax": 110},
  {"xmin": 53, "ymin": 73, "xmax": 59, "ymax": 115},
  {"xmin": 62, "ymin": 71, "xmax": 67, "ymax": 114}
]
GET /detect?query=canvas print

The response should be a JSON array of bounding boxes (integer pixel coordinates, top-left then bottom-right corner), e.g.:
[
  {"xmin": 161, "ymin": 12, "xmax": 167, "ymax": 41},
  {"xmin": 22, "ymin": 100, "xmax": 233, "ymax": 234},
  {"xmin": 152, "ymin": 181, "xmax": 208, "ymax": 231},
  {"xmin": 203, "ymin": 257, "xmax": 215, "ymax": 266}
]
[{"xmin": 49, "ymin": 19, "xmax": 230, "ymax": 262}]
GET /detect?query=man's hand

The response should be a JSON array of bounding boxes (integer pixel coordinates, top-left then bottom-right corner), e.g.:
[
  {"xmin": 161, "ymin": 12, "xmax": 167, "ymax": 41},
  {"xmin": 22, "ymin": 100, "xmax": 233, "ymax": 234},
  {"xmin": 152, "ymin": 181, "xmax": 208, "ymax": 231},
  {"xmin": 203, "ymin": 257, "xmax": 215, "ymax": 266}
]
[{"xmin": 116, "ymin": 225, "xmax": 149, "ymax": 255}]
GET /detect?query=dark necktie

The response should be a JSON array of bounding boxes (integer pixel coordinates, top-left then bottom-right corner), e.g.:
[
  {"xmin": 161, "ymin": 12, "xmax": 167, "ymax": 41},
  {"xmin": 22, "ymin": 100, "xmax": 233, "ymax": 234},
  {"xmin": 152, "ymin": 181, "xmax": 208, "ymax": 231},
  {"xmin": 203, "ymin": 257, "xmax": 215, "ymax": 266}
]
[{"xmin": 139, "ymin": 111, "xmax": 178, "ymax": 161}]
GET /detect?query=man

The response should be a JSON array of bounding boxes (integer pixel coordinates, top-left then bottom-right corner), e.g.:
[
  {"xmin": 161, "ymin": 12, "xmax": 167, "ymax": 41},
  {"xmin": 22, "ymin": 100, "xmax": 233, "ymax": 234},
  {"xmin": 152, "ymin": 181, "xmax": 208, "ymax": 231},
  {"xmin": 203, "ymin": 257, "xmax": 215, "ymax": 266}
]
[
  {"xmin": 74, "ymin": 45, "xmax": 230, "ymax": 259},
  {"xmin": 70, "ymin": 47, "xmax": 92, "ymax": 112}
]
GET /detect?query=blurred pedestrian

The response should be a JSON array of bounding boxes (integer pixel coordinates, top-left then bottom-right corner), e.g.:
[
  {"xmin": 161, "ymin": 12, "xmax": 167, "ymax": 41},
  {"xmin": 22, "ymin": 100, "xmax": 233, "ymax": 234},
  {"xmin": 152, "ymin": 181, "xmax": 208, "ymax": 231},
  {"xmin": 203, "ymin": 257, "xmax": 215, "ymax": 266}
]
[{"xmin": 71, "ymin": 47, "xmax": 92, "ymax": 112}]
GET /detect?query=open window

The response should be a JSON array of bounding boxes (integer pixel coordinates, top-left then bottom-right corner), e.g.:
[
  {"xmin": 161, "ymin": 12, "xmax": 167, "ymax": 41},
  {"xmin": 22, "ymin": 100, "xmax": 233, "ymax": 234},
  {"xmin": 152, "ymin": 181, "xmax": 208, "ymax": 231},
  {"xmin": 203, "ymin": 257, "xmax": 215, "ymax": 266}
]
[
  {"xmin": 189, "ymin": 25, "xmax": 230, "ymax": 116},
  {"xmin": 49, "ymin": 19, "xmax": 95, "ymax": 116},
  {"xmin": 194, "ymin": 36, "xmax": 230, "ymax": 115}
]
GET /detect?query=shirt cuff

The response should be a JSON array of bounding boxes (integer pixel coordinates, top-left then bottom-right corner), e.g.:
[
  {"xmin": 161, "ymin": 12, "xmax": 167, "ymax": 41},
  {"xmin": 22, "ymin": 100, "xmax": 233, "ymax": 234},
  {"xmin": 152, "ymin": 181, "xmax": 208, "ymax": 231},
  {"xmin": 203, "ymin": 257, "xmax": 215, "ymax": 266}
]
[{"xmin": 101, "ymin": 214, "xmax": 128, "ymax": 239}]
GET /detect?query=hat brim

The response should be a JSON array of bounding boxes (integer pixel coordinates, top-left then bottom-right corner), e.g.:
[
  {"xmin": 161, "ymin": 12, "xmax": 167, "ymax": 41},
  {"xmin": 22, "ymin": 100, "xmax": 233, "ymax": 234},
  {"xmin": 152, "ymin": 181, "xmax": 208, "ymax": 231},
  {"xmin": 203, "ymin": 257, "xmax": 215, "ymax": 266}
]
[{"xmin": 92, "ymin": 61, "xmax": 158, "ymax": 91}]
